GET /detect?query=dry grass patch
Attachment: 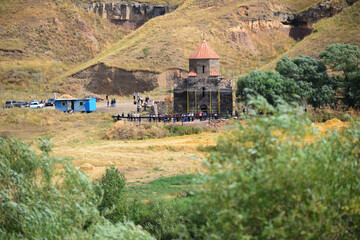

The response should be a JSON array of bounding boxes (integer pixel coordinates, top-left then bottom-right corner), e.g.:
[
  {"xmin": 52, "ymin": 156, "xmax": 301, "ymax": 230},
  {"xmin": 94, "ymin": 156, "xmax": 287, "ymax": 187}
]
[
  {"xmin": 107, "ymin": 121, "xmax": 168, "ymax": 140},
  {"xmin": 52, "ymin": 132, "xmax": 217, "ymax": 182},
  {"xmin": 276, "ymin": 0, "xmax": 323, "ymax": 12}
]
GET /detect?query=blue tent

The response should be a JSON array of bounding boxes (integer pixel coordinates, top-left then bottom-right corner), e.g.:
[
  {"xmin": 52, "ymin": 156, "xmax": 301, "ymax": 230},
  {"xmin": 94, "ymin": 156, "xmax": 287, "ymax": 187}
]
[{"xmin": 55, "ymin": 98, "xmax": 96, "ymax": 113}]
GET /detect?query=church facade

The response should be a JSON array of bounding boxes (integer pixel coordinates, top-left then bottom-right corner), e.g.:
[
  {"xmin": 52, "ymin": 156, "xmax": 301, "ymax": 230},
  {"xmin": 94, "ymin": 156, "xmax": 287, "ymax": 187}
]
[{"xmin": 173, "ymin": 39, "xmax": 233, "ymax": 115}]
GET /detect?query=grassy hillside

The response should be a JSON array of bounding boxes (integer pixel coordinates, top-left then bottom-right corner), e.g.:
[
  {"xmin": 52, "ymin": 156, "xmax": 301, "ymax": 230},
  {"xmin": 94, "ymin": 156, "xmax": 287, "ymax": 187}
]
[
  {"xmin": 63, "ymin": 0, "xmax": 332, "ymax": 82},
  {"xmin": 0, "ymin": 0, "xmax": 128, "ymax": 101},
  {"xmin": 262, "ymin": 1, "xmax": 360, "ymax": 71},
  {"xmin": 277, "ymin": 0, "xmax": 323, "ymax": 12},
  {"xmin": 62, "ymin": 0, "xmax": 302, "ymax": 79}
]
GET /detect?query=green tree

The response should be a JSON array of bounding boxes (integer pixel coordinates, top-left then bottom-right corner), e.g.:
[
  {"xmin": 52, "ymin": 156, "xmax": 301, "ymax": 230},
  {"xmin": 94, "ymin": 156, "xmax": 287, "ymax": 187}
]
[
  {"xmin": 0, "ymin": 138, "xmax": 154, "ymax": 239},
  {"xmin": 189, "ymin": 97, "xmax": 360, "ymax": 239},
  {"xmin": 236, "ymin": 71, "xmax": 301, "ymax": 106},
  {"xmin": 320, "ymin": 43, "xmax": 360, "ymax": 107},
  {"xmin": 96, "ymin": 165, "xmax": 127, "ymax": 223},
  {"xmin": 276, "ymin": 56, "xmax": 335, "ymax": 107}
]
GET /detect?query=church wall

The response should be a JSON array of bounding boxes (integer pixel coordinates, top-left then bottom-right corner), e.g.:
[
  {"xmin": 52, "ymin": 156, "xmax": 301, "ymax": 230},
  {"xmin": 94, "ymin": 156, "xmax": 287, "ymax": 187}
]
[
  {"xmin": 173, "ymin": 89, "xmax": 232, "ymax": 115},
  {"xmin": 209, "ymin": 59, "xmax": 220, "ymax": 73},
  {"xmin": 189, "ymin": 59, "xmax": 211, "ymax": 78}
]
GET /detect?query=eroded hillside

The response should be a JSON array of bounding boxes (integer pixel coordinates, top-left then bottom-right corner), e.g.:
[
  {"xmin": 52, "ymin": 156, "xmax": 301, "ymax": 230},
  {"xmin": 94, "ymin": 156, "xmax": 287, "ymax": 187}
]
[
  {"xmin": 63, "ymin": 0, "xmax": 358, "ymax": 97},
  {"xmin": 262, "ymin": 0, "xmax": 360, "ymax": 71},
  {"xmin": 0, "ymin": 0, "xmax": 128, "ymax": 97}
]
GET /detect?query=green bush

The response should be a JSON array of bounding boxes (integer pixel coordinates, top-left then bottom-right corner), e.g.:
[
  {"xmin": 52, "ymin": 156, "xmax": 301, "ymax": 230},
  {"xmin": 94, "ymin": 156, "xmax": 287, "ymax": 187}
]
[
  {"xmin": 127, "ymin": 198, "xmax": 192, "ymax": 240},
  {"xmin": 95, "ymin": 165, "xmax": 127, "ymax": 223},
  {"xmin": 0, "ymin": 137, "xmax": 154, "ymax": 239},
  {"xmin": 189, "ymin": 97, "xmax": 360, "ymax": 239}
]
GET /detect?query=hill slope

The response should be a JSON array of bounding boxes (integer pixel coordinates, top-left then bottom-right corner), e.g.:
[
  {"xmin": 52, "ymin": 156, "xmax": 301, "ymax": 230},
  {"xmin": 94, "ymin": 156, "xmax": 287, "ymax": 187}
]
[
  {"xmin": 0, "ymin": 0, "xmax": 128, "ymax": 99},
  {"xmin": 262, "ymin": 1, "xmax": 360, "ymax": 71},
  {"xmin": 65, "ymin": 0, "xmax": 297, "ymax": 76},
  {"xmin": 63, "ymin": 0, "xmax": 355, "ymax": 97}
]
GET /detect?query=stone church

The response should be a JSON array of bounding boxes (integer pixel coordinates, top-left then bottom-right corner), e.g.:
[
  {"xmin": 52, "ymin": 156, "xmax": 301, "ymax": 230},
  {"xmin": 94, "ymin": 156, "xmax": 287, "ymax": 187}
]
[{"xmin": 173, "ymin": 39, "xmax": 233, "ymax": 115}]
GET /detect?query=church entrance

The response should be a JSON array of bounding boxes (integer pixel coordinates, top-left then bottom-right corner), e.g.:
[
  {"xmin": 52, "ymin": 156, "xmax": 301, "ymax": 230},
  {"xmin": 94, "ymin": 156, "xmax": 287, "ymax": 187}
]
[{"xmin": 200, "ymin": 104, "xmax": 208, "ymax": 113}]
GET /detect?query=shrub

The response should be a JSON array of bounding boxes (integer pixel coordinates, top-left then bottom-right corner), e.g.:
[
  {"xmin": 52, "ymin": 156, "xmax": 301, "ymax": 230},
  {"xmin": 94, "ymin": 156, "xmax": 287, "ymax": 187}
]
[
  {"xmin": 127, "ymin": 198, "xmax": 192, "ymax": 240},
  {"xmin": 0, "ymin": 137, "xmax": 154, "ymax": 239},
  {"xmin": 95, "ymin": 165, "xmax": 127, "ymax": 223}
]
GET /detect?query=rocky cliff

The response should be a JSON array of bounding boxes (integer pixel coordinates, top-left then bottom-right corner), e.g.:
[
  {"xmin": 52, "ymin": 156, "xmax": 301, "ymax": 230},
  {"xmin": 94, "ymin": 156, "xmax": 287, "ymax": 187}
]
[
  {"xmin": 83, "ymin": 2, "xmax": 178, "ymax": 30},
  {"xmin": 275, "ymin": 0, "xmax": 359, "ymax": 39}
]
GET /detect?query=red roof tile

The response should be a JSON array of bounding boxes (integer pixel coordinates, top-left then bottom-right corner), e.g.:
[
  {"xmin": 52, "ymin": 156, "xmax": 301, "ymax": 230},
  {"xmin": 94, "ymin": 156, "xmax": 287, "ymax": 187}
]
[
  {"xmin": 210, "ymin": 69, "xmax": 220, "ymax": 76},
  {"xmin": 189, "ymin": 40, "xmax": 220, "ymax": 59},
  {"xmin": 188, "ymin": 69, "xmax": 197, "ymax": 77}
]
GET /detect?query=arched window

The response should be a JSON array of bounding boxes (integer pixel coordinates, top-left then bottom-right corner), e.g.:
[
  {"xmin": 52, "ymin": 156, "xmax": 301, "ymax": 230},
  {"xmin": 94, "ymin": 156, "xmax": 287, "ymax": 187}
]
[
  {"xmin": 202, "ymin": 87, "xmax": 205, "ymax": 98},
  {"xmin": 203, "ymin": 65, "xmax": 205, "ymax": 73}
]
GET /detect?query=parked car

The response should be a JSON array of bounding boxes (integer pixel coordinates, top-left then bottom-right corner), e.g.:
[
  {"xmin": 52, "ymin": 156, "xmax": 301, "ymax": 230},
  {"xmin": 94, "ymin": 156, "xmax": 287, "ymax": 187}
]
[
  {"xmin": 5, "ymin": 100, "xmax": 16, "ymax": 108},
  {"xmin": 14, "ymin": 101, "xmax": 28, "ymax": 108},
  {"xmin": 45, "ymin": 98, "xmax": 55, "ymax": 107},
  {"xmin": 29, "ymin": 102, "xmax": 44, "ymax": 109},
  {"xmin": 84, "ymin": 95, "xmax": 104, "ymax": 102}
]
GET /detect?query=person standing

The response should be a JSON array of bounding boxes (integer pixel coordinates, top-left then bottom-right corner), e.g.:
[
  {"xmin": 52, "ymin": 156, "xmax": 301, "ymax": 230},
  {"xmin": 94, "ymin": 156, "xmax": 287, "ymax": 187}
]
[
  {"xmin": 106, "ymin": 95, "xmax": 109, "ymax": 101},
  {"xmin": 133, "ymin": 92, "xmax": 136, "ymax": 100},
  {"xmin": 107, "ymin": 99, "xmax": 109, "ymax": 108}
]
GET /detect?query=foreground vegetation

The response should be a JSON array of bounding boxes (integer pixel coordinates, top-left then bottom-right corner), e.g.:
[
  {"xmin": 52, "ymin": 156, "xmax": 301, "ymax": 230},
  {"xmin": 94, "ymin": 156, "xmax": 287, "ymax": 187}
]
[
  {"xmin": 0, "ymin": 138, "xmax": 154, "ymax": 239},
  {"xmin": 1, "ymin": 98, "xmax": 359, "ymax": 239}
]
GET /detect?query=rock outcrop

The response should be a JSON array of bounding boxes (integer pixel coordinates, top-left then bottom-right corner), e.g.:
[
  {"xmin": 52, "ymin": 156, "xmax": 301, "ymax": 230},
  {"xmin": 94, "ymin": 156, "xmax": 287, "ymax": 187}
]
[
  {"xmin": 83, "ymin": 2, "xmax": 178, "ymax": 30},
  {"xmin": 68, "ymin": 63, "xmax": 160, "ymax": 95},
  {"xmin": 275, "ymin": 0, "xmax": 359, "ymax": 39}
]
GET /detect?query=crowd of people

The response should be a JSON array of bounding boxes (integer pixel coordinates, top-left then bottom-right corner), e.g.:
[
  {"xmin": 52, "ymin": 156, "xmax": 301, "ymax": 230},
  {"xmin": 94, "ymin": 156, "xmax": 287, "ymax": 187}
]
[
  {"xmin": 106, "ymin": 95, "xmax": 117, "ymax": 107},
  {"xmin": 114, "ymin": 112, "xmax": 222, "ymax": 123},
  {"xmin": 133, "ymin": 92, "xmax": 149, "ymax": 113}
]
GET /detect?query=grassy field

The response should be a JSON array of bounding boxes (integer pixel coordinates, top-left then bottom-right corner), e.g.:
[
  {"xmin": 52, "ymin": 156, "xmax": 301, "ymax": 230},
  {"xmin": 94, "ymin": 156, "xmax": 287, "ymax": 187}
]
[
  {"xmin": 128, "ymin": 174, "xmax": 198, "ymax": 200},
  {"xmin": 0, "ymin": 105, "xmax": 352, "ymax": 204},
  {"xmin": 0, "ymin": 108, "xmax": 217, "ymax": 183},
  {"xmin": 0, "ymin": 106, "xmax": 350, "ymax": 184}
]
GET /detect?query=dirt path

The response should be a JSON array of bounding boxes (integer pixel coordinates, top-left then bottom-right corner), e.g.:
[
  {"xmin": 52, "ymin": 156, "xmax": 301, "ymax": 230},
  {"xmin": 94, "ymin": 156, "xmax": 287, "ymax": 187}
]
[{"xmin": 96, "ymin": 101, "xmax": 137, "ymax": 115}]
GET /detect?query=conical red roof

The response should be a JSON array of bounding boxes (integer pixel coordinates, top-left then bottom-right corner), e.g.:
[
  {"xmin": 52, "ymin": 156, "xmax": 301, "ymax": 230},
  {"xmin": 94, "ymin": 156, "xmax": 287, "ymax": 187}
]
[{"xmin": 189, "ymin": 40, "xmax": 220, "ymax": 59}]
